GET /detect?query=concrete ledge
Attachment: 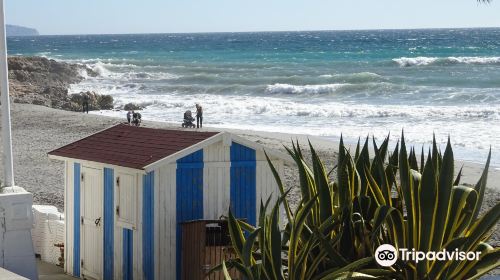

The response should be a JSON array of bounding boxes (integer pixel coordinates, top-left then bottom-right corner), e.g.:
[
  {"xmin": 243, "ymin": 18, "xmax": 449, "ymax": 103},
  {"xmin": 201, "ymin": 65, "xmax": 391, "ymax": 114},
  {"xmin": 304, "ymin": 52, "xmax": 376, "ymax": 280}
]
[
  {"xmin": 0, "ymin": 187, "xmax": 38, "ymax": 279},
  {"xmin": 37, "ymin": 259, "xmax": 74, "ymax": 280},
  {"xmin": 0, "ymin": 267, "xmax": 29, "ymax": 280}
]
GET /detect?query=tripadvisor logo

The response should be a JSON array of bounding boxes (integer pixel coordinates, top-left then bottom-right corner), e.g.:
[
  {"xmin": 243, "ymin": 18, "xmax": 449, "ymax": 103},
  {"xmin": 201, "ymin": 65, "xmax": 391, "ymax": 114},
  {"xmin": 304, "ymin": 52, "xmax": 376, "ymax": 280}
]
[
  {"xmin": 375, "ymin": 244, "xmax": 481, "ymax": 267},
  {"xmin": 375, "ymin": 244, "xmax": 398, "ymax": 266}
]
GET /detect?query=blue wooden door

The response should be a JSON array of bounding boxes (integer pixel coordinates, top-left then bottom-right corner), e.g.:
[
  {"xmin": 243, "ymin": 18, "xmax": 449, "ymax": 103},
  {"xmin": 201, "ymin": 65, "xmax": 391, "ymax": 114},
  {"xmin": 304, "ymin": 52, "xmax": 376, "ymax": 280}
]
[
  {"xmin": 176, "ymin": 150, "xmax": 204, "ymax": 280},
  {"xmin": 230, "ymin": 142, "xmax": 257, "ymax": 225}
]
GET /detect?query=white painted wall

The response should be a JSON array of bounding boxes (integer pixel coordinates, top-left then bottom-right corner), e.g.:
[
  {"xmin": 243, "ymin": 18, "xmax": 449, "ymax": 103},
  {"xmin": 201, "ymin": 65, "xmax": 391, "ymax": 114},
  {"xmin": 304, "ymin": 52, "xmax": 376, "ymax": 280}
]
[
  {"xmin": 134, "ymin": 174, "xmax": 143, "ymax": 280},
  {"xmin": 203, "ymin": 141, "xmax": 231, "ymax": 220},
  {"xmin": 153, "ymin": 170, "xmax": 160, "ymax": 280},
  {"xmin": 157, "ymin": 163, "xmax": 177, "ymax": 280},
  {"xmin": 31, "ymin": 205, "xmax": 64, "ymax": 265},
  {"xmin": 255, "ymin": 150, "xmax": 284, "ymax": 219},
  {"xmin": 64, "ymin": 160, "xmax": 74, "ymax": 276}
]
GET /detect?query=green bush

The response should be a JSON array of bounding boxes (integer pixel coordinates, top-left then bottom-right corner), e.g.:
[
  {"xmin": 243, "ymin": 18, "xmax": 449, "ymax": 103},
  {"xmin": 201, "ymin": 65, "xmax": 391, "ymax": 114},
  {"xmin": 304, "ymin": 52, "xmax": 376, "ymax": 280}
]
[{"xmin": 215, "ymin": 134, "xmax": 500, "ymax": 280}]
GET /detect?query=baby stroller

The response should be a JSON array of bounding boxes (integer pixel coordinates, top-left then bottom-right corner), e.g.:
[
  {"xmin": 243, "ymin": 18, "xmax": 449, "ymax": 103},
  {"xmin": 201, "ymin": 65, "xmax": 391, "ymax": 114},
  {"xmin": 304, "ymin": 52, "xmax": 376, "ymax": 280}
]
[{"xmin": 182, "ymin": 110, "xmax": 196, "ymax": 128}]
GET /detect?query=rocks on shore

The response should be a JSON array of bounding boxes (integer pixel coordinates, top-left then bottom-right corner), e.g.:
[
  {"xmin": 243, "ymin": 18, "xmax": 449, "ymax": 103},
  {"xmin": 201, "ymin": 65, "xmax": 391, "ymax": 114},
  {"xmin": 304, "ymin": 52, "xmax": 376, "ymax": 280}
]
[
  {"xmin": 123, "ymin": 102, "xmax": 143, "ymax": 111},
  {"xmin": 61, "ymin": 91, "xmax": 114, "ymax": 112},
  {"xmin": 7, "ymin": 56, "xmax": 114, "ymax": 111}
]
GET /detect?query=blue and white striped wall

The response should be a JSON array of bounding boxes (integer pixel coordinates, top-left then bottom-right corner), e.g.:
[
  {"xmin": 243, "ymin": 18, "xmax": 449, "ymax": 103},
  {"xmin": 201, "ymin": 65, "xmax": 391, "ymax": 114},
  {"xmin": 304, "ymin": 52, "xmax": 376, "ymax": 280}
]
[
  {"xmin": 64, "ymin": 162, "xmax": 155, "ymax": 280},
  {"xmin": 63, "ymin": 138, "xmax": 284, "ymax": 280},
  {"xmin": 157, "ymin": 140, "xmax": 282, "ymax": 280}
]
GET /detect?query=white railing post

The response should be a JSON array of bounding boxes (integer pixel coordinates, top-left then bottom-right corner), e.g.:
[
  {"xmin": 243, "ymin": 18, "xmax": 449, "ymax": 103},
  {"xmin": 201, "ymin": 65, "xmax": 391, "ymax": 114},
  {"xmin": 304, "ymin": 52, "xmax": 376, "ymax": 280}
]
[
  {"xmin": 0, "ymin": 0, "xmax": 15, "ymax": 189},
  {"xmin": 0, "ymin": 2, "xmax": 37, "ymax": 279}
]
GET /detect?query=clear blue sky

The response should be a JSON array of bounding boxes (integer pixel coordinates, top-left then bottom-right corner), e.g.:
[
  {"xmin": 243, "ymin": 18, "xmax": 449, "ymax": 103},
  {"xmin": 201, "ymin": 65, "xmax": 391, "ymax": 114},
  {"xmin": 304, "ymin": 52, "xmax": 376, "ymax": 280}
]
[{"xmin": 6, "ymin": 0, "xmax": 500, "ymax": 35}]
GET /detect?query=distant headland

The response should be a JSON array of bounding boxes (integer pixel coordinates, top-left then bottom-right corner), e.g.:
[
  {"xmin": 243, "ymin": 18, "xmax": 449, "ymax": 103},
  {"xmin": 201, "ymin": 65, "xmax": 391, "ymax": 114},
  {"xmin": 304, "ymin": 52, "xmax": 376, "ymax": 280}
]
[{"xmin": 6, "ymin": 24, "xmax": 39, "ymax": 36}]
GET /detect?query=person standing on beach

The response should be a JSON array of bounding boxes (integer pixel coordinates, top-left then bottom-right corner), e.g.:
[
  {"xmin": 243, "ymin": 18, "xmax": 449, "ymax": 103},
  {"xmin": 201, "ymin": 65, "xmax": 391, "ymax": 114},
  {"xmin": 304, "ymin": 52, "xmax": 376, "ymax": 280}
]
[
  {"xmin": 82, "ymin": 93, "xmax": 89, "ymax": 113},
  {"xmin": 127, "ymin": 111, "xmax": 132, "ymax": 124},
  {"xmin": 196, "ymin": 103, "xmax": 203, "ymax": 128}
]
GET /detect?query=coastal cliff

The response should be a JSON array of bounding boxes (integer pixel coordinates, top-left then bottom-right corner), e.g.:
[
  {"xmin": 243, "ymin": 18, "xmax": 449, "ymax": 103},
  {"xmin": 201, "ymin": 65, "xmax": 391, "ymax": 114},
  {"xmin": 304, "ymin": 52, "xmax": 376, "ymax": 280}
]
[
  {"xmin": 7, "ymin": 56, "xmax": 113, "ymax": 111},
  {"xmin": 6, "ymin": 24, "xmax": 39, "ymax": 36}
]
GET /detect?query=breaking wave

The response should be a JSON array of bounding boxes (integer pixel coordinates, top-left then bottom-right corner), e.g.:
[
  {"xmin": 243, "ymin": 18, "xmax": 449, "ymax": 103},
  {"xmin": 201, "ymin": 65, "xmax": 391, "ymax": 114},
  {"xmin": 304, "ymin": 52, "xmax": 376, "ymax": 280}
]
[
  {"xmin": 266, "ymin": 83, "xmax": 350, "ymax": 95},
  {"xmin": 319, "ymin": 72, "xmax": 384, "ymax": 83},
  {"xmin": 89, "ymin": 61, "xmax": 180, "ymax": 80},
  {"xmin": 393, "ymin": 56, "xmax": 500, "ymax": 67}
]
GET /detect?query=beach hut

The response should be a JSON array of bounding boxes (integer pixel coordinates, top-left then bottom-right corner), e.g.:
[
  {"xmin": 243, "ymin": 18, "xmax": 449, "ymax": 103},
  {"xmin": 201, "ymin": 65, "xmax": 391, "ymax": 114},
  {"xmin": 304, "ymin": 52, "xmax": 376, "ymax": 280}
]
[{"xmin": 48, "ymin": 124, "xmax": 288, "ymax": 280}]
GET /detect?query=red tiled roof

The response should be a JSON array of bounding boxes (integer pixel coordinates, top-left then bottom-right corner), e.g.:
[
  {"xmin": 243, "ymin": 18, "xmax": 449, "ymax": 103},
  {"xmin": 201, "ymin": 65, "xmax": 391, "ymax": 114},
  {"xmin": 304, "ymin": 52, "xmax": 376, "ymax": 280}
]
[{"xmin": 48, "ymin": 124, "xmax": 220, "ymax": 169}]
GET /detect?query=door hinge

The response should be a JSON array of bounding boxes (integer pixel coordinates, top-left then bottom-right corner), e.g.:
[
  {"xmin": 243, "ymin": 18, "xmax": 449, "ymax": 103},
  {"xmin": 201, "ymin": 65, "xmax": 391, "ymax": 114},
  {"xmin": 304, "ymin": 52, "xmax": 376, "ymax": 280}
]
[
  {"xmin": 81, "ymin": 259, "xmax": 84, "ymax": 267},
  {"xmin": 81, "ymin": 173, "xmax": 84, "ymax": 182},
  {"xmin": 116, "ymin": 176, "xmax": 120, "ymax": 186},
  {"xmin": 116, "ymin": 205, "xmax": 120, "ymax": 216},
  {"xmin": 81, "ymin": 216, "xmax": 84, "ymax": 225}
]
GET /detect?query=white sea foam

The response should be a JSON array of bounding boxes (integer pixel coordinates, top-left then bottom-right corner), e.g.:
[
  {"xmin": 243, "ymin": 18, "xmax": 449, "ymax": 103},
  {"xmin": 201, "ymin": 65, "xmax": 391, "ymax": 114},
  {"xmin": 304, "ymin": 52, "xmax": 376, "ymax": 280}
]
[
  {"xmin": 393, "ymin": 57, "xmax": 439, "ymax": 67},
  {"xmin": 88, "ymin": 61, "xmax": 180, "ymax": 80},
  {"xmin": 393, "ymin": 56, "xmax": 500, "ymax": 67},
  {"xmin": 60, "ymin": 54, "xmax": 500, "ymax": 167},
  {"xmin": 36, "ymin": 52, "xmax": 52, "ymax": 58},
  {"xmin": 320, "ymin": 72, "xmax": 381, "ymax": 78},
  {"xmin": 266, "ymin": 83, "xmax": 350, "ymax": 94},
  {"xmin": 92, "ymin": 62, "xmax": 113, "ymax": 77},
  {"xmin": 92, "ymin": 91, "xmax": 500, "ymax": 168},
  {"xmin": 320, "ymin": 72, "xmax": 384, "ymax": 84},
  {"xmin": 447, "ymin": 56, "xmax": 500, "ymax": 64},
  {"xmin": 77, "ymin": 68, "xmax": 89, "ymax": 79}
]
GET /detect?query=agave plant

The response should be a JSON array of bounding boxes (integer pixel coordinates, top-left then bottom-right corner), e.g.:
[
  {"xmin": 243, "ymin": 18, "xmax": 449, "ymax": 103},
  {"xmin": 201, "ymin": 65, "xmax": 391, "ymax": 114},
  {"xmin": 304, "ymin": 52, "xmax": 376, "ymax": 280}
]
[
  {"xmin": 214, "ymin": 134, "xmax": 500, "ymax": 280},
  {"xmin": 370, "ymin": 135, "xmax": 500, "ymax": 279},
  {"xmin": 219, "ymin": 193, "xmax": 385, "ymax": 280}
]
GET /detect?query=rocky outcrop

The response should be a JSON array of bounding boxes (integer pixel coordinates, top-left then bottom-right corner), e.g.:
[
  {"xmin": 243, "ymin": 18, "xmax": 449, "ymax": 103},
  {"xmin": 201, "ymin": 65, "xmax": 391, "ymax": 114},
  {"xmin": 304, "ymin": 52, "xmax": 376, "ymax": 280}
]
[
  {"xmin": 61, "ymin": 91, "xmax": 114, "ymax": 111},
  {"xmin": 7, "ymin": 56, "xmax": 114, "ymax": 111},
  {"xmin": 123, "ymin": 102, "xmax": 143, "ymax": 111}
]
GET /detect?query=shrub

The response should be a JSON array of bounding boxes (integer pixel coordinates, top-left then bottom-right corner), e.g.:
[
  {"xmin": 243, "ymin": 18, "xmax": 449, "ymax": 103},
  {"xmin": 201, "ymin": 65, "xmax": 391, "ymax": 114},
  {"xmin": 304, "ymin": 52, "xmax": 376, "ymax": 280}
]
[{"xmin": 216, "ymin": 134, "xmax": 500, "ymax": 280}]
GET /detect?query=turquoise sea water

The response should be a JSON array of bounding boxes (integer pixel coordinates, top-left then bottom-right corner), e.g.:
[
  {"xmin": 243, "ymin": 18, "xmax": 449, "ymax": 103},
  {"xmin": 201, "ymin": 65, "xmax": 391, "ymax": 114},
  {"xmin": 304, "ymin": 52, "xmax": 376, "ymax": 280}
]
[{"xmin": 8, "ymin": 29, "xmax": 500, "ymax": 166}]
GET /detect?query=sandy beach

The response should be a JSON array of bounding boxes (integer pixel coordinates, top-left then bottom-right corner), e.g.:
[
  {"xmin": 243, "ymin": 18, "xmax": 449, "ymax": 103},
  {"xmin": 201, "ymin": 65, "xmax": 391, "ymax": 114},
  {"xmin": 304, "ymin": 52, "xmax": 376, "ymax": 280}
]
[
  {"xmin": 1, "ymin": 104, "xmax": 498, "ymax": 202},
  {"xmin": 0, "ymin": 104, "xmax": 498, "ymax": 248}
]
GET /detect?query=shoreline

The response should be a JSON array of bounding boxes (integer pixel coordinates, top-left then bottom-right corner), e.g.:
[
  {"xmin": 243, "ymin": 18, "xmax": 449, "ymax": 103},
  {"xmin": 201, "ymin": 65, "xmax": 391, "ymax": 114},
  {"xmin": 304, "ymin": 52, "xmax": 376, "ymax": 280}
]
[
  {"xmin": 0, "ymin": 103, "xmax": 497, "ymax": 259},
  {"xmin": 0, "ymin": 103, "xmax": 497, "ymax": 203},
  {"xmin": 90, "ymin": 109, "xmax": 500, "ymax": 191},
  {"xmin": 7, "ymin": 55, "xmax": 499, "ymax": 170},
  {"xmin": 216, "ymin": 127, "xmax": 500, "ymax": 192},
  {"xmin": 89, "ymin": 108, "xmax": 500, "ymax": 171}
]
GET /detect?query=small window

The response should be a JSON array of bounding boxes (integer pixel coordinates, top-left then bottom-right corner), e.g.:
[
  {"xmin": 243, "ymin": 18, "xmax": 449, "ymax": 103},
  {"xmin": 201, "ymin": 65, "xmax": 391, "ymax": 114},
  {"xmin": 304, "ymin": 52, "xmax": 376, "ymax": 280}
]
[{"xmin": 116, "ymin": 173, "xmax": 137, "ymax": 229}]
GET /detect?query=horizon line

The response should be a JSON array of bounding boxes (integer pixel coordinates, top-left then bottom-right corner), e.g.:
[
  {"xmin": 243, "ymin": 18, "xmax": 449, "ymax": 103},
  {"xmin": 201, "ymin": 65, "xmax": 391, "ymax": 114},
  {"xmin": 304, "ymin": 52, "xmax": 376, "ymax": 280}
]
[{"xmin": 14, "ymin": 26, "xmax": 500, "ymax": 37}]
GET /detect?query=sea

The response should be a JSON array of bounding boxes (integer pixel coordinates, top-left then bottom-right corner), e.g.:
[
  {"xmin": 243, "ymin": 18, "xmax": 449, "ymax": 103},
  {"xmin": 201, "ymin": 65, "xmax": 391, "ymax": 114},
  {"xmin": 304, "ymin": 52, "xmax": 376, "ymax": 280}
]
[{"xmin": 7, "ymin": 28, "xmax": 500, "ymax": 168}]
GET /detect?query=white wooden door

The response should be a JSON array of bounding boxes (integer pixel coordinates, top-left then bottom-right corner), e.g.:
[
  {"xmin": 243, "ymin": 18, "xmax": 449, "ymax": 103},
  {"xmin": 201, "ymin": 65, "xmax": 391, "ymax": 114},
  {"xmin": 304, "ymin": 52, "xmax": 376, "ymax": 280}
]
[
  {"xmin": 116, "ymin": 172, "xmax": 137, "ymax": 229},
  {"xmin": 81, "ymin": 166, "xmax": 103, "ymax": 279}
]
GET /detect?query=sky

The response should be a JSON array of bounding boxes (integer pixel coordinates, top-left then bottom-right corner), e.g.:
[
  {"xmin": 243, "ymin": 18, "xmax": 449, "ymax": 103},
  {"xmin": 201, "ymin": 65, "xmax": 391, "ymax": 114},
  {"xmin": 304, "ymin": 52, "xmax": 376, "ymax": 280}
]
[{"xmin": 6, "ymin": 0, "xmax": 500, "ymax": 35}]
